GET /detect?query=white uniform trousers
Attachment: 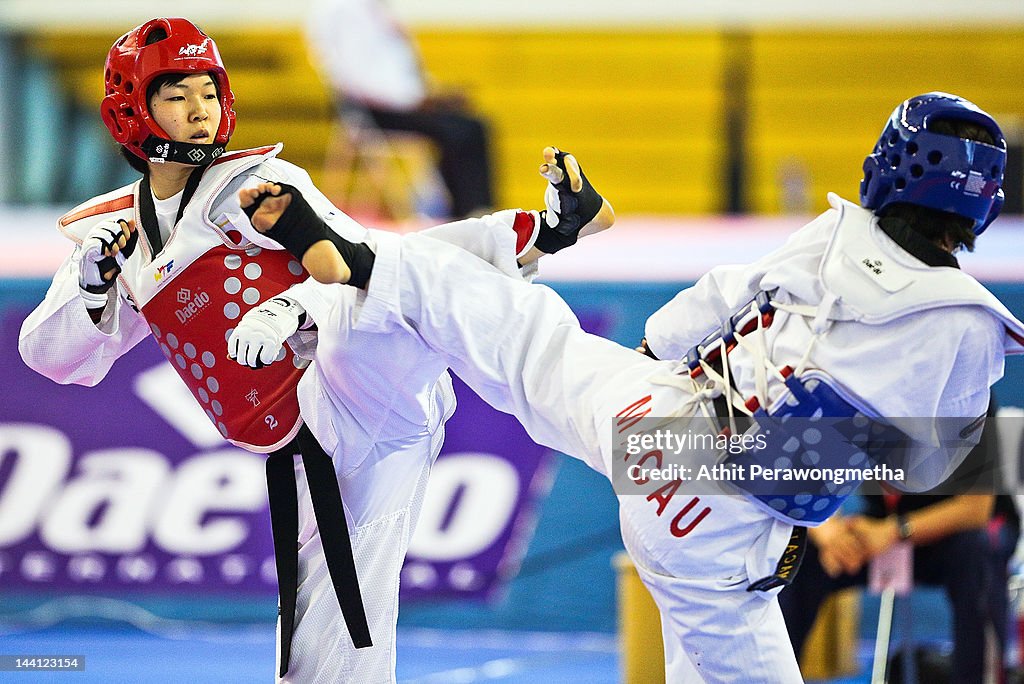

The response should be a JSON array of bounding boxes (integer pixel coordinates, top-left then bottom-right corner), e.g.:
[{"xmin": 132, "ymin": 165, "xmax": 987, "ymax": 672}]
[{"xmin": 361, "ymin": 231, "xmax": 805, "ymax": 683}]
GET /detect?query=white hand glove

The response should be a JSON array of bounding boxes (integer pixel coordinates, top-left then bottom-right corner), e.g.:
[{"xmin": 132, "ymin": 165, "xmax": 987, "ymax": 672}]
[
  {"xmin": 542, "ymin": 182, "xmax": 564, "ymax": 229},
  {"xmin": 227, "ymin": 296, "xmax": 306, "ymax": 369},
  {"xmin": 78, "ymin": 219, "xmax": 136, "ymax": 309}
]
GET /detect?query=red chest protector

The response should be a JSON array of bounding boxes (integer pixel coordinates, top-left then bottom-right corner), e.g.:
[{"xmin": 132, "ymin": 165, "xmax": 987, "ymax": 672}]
[
  {"xmin": 59, "ymin": 146, "xmax": 311, "ymax": 453},
  {"xmin": 140, "ymin": 242, "xmax": 308, "ymax": 452},
  {"xmin": 132, "ymin": 148, "xmax": 309, "ymax": 453}
]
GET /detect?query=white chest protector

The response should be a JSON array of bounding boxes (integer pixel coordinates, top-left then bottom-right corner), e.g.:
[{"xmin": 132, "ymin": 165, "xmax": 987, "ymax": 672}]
[
  {"xmin": 58, "ymin": 145, "xmax": 310, "ymax": 453},
  {"xmin": 671, "ymin": 195, "xmax": 1024, "ymax": 525},
  {"xmin": 819, "ymin": 193, "xmax": 1024, "ymax": 350}
]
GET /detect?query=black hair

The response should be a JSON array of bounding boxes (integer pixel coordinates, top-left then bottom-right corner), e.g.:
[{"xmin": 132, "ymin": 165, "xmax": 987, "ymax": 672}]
[
  {"xmin": 877, "ymin": 118, "xmax": 999, "ymax": 253},
  {"xmin": 119, "ymin": 143, "xmax": 149, "ymax": 175}
]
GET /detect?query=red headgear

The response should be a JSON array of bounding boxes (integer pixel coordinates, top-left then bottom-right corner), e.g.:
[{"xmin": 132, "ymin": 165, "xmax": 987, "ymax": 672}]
[{"xmin": 101, "ymin": 18, "xmax": 236, "ymax": 163}]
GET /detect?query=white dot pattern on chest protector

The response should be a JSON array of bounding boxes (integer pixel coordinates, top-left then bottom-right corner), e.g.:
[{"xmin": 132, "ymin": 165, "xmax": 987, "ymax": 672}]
[
  {"xmin": 142, "ymin": 242, "xmax": 310, "ymax": 451},
  {"xmin": 224, "ymin": 302, "xmax": 241, "ymax": 320},
  {"xmin": 146, "ymin": 241, "xmax": 311, "ymax": 448},
  {"xmin": 242, "ymin": 288, "xmax": 261, "ymax": 305},
  {"xmin": 712, "ymin": 357, "xmax": 880, "ymax": 526}
]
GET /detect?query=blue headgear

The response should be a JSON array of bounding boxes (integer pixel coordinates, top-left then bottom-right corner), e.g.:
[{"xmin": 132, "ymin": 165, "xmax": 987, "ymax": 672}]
[{"xmin": 860, "ymin": 92, "xmax": 1007, "ymax": 235}]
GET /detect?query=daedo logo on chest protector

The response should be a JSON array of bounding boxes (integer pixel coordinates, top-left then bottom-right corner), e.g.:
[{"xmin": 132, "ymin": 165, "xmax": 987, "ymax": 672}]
[{"xmin": 175, "ymin": 288, "xmax": 211, "ymax": 324}]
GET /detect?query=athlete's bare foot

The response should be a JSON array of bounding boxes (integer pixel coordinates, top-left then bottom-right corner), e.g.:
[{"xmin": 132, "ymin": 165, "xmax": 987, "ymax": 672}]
[{"xmin": 239, "ymin": 182, "xmax": 352, "ymax": 284}]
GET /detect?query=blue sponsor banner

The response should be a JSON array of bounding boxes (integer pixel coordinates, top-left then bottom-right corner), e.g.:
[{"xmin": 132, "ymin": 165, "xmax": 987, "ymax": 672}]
[
  {"xmin": 0, "ymin": 301, "xmax": 584, "ymax": 601},
  {"xmin": 4, "ymin": 275, "xmax": 1024, "ymax": 631}
]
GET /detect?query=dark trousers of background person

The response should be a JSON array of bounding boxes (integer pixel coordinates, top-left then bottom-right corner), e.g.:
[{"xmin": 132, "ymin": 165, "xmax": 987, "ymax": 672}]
[
  {"xmin": 367, "ymin": 106, "xmax": 494, "ymax": 218},
  {"xmin": 779, "ymin": 529, "xmax": 994, "ymax": 684},
  {"xmin": 987, "ymin": 507, "xmax": 1020, "ymax": 682}
]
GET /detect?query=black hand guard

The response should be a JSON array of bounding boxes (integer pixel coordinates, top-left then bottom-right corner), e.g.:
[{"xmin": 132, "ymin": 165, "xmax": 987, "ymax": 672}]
[
  {"xmin": 244, "ymin": 183, "xmax": 375, "ymax": 288},
  {"xmin": 84, "ymin": 220, "xmax": 137, "ymax": 294},
  {"xmin": 534, "ymin": 149, "xmax": 604, "ymax": 254}
]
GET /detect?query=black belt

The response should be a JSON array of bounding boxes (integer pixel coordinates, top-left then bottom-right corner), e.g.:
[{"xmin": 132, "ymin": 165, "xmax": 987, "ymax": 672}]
[
  {"xmin": 266, "ymin": 424, "xmax": 372, "ymax": 677},
  {"xmin": 747, "ymin": 525, "xmax": 807, "ymax": 592}
]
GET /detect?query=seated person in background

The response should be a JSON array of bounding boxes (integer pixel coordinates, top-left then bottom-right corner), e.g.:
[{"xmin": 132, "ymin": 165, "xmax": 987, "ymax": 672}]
[
  {"xmin": 779, "ymin": 397, "xmax": 1018, "ymax": 684},
  {"xmin": 306, "ymin": 0, "xmax": 494, "ymax": 218}
]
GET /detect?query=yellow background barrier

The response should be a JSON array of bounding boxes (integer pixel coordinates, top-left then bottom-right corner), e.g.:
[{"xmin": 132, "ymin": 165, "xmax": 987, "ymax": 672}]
[{"xmin": 29, "ymin": 27, "xmax": 1023, "ymax": 215}]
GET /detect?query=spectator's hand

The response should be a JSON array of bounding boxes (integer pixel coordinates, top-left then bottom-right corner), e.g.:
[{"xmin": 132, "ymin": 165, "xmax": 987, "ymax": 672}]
[
  {"xmin": 809, "ymin": 517, "xmax": 868, "ymax": 577},
  {"xmin": 848, "ymin": 515, "xmax": 900, "ymax": 560}
]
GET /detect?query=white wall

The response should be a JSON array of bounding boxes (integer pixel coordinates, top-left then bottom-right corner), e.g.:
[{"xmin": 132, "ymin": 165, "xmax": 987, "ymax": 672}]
[
  {"xmin": 1, "ymin": 0, "xmax": 1022, "ymax": 29},
  {"xmin": 5, "ymin": 205, "xmax": 1024, "ymax": 282}
]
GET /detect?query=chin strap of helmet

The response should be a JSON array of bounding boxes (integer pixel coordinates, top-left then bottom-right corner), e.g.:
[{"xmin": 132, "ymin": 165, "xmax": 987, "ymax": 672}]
[{"xmin": 140, "ymin": 135, "xmax": 226, "ymax": 166}]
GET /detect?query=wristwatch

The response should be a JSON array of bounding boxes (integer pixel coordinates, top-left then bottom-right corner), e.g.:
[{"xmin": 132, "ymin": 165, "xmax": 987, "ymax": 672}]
[{"xmin": 895, "ymin": 514, "xmax": 913, "ymax": 541}]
